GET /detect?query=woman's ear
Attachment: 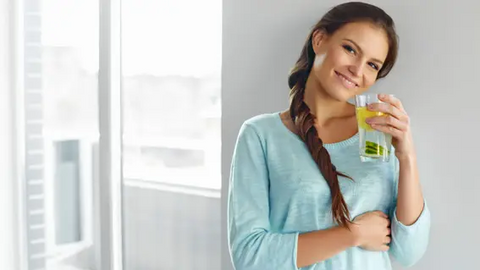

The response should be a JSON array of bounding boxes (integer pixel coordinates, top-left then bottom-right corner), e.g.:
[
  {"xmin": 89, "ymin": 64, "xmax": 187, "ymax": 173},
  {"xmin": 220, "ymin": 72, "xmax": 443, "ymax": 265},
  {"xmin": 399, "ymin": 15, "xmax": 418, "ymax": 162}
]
[{"xmin": 312, "ymin": 29, "xmax": 328, "ymax": 55}]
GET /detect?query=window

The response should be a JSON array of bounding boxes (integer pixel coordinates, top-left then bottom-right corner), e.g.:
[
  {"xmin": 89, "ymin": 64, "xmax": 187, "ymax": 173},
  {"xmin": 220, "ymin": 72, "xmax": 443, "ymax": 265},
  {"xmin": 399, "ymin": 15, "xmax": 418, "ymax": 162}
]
[
  {"xmin": 121, "ymin": 0, "xmax": 222, "ymax": 269},
  {"xmin": 121, "ymin": 0, "xmax": 222, "ymax": 189},
  {"xmin": 20, "ymin": 0, "xmax": 98, "ymax": 269},
  {"xmin": 14, "ymin": 0, "xmax": 222, "ymax": 269}
]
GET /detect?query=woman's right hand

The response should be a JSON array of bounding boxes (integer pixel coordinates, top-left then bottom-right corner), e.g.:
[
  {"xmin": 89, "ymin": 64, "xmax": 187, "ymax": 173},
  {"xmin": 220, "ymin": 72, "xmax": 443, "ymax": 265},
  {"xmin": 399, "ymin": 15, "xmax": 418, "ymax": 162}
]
[{"xmin": 351, "ymin": 211, "xmax": 391, "ymax": 251}]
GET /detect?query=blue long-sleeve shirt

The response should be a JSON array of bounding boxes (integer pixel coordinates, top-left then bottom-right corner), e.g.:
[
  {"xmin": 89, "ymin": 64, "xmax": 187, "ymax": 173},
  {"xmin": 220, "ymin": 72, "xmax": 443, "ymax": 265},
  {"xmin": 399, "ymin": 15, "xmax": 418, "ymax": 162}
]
[{"xmin": 227, "ymin": 112, "xmax": 431, "ymax": 270}]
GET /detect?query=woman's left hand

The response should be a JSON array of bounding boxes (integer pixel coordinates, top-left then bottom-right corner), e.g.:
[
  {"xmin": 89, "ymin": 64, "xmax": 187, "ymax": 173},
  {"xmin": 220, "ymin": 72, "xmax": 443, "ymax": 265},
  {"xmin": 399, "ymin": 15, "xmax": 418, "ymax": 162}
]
[{"xmin": 365, "ymin": 94, "xmax": 416, "ymax": 159}]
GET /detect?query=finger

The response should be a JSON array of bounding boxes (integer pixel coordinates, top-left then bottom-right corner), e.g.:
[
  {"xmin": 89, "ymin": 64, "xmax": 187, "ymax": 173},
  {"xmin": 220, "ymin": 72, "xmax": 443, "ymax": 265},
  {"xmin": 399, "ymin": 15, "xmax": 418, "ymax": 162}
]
[
  {"xmin": 367, "ymin": 102, "xmax": 405, "ymax": 121},
  {"xmin": 387, "ymin": 227, "xmax": 391, "ymax": 235},
  {"xmin": 381, "ymin": 245, "xmax": 390, "ymax": 252},
  {"xmin": 385, "ymin": 236, "xmax": 391, "ymax": 244},
  {"xmin": 370, "ymin": 123, "xmax": 402, "ymax": 138},
  {"xmin": 373, "ymin": 210, "xmax": 388, "ymax": 218},
  {"xmin": 378, "ymin": 93, "xmax": 405, "ymax": 112},
  {"xmin": 366, "ymin": 115, "xmax": 408, "ymax": 131}
]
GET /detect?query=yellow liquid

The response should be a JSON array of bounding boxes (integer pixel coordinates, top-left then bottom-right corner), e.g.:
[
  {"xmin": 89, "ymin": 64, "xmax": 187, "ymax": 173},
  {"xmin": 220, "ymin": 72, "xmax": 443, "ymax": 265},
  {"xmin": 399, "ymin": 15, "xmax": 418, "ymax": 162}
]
[{"xmin": 355, "ymin": 107, "xmax": 385, "ymax": 131}]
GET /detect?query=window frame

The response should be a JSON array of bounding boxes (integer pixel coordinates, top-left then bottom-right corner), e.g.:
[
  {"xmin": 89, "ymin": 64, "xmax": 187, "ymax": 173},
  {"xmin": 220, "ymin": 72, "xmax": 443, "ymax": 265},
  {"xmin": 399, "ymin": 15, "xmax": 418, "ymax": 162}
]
[
  {"xmin": 9, "ymin": 0, "xmax": 125, "ymax": 269},
  {"xmin": 97, "ymin": 0, "xmax": 124, "ymax": 269}
]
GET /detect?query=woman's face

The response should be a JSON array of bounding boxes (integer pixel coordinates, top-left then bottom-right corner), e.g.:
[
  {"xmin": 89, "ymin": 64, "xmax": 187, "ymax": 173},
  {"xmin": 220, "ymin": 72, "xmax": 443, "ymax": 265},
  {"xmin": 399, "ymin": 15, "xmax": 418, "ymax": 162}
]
[{"xmin": 311, "ymin": 21, "xmax": 390, "ymax": 102}]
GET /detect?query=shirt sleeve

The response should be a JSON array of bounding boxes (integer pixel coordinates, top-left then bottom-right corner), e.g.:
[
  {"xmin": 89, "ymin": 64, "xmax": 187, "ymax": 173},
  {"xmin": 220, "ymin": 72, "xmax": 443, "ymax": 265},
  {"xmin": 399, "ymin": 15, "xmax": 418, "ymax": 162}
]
[
  {"xmin": 227, "ymin": 122, "xmax": 299, "ymax": 270},
  {"xmin": 388, "ymin": 156, "xmax": 431, "ymax": 268}
]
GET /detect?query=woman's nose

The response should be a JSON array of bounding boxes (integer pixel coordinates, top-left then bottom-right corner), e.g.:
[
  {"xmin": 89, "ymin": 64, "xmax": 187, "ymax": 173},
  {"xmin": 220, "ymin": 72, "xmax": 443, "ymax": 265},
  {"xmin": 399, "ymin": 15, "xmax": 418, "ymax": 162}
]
[{"xmin": 347, "ymin": 61, "xmax": 364, "ymax": 78}]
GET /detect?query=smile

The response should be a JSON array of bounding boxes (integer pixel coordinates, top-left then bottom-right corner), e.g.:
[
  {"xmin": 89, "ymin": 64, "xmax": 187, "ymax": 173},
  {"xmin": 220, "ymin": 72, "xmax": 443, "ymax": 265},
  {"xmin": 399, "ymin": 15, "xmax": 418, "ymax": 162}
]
[{"xmin": 335, "ymin": 71, "xmax": 359, "ymax": 89}]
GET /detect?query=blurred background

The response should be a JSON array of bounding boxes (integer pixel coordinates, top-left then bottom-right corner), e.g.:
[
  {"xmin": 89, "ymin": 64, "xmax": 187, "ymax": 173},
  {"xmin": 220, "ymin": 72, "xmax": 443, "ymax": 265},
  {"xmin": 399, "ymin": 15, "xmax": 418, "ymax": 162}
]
[{"xmin": 1, "ymin": 0, "xmax": 221, "ymax": 269}]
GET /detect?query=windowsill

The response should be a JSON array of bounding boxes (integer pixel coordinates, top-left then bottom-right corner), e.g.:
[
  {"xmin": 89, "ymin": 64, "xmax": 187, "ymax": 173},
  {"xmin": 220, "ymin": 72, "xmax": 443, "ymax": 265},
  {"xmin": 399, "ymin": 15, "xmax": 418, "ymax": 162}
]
[
  {"xmin": 123, "ymin": 165, "xmax": 221, "ymax": 190},
  {"xmin": 124, "ymin": 177, "xmax": 221, "ymax": 198},
  {"xmin": 47, "ymin": 242, "xmax": 92, "ymax": 269}
]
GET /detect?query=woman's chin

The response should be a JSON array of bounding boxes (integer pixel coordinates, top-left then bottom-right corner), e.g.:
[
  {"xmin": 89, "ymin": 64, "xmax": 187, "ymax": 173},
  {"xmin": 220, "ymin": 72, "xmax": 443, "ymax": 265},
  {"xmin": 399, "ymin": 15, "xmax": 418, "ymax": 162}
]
[{"xmin": 327, "ymin": 87, "xmax": 355, "ymax": 102}]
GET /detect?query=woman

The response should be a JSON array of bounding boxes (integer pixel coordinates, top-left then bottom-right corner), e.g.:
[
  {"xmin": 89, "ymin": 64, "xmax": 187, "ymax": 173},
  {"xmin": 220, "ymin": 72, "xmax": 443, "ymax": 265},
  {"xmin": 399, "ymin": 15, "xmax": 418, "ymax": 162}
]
[{"xmin": 227, "ymin": 2, "xmax": 431, "ymax": 270}]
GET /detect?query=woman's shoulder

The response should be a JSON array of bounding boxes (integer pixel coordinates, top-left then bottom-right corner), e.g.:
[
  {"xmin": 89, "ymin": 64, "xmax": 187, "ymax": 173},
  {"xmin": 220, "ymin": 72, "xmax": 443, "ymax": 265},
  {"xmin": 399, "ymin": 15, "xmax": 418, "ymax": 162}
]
[
  {"xmin": 240, "ymin": 112, "xmax": 282, "ymax": 135},
  {"xmin": 236, "ymin": 111, "xmax": 299, "ymax": 147},
  {"xmin": 243, "ymin": 111, "xmax": 279, "ymax": 124}
]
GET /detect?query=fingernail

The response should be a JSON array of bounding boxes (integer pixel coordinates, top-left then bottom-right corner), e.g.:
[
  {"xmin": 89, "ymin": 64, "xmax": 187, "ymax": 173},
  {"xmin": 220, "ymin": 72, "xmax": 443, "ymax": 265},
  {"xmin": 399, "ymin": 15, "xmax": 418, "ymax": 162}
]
[{"xmin": 379, "ymin": 94, "xmax": 385, "ymax": 99}]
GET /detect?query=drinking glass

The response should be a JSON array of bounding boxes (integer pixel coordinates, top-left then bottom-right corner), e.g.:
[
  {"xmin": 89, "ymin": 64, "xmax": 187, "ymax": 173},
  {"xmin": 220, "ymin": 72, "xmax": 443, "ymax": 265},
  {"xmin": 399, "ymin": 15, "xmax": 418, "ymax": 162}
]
[{"xmin": 355, "ymin": 93, "xmax": 393, "ymax": 162}]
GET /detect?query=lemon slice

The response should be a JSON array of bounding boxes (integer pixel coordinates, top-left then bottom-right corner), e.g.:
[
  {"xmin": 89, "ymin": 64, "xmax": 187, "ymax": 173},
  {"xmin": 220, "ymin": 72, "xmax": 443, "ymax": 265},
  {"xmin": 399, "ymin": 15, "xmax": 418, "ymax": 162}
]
[{"xmin": 355, "ymin": 107, "xmax": 384, "ymax": 131}]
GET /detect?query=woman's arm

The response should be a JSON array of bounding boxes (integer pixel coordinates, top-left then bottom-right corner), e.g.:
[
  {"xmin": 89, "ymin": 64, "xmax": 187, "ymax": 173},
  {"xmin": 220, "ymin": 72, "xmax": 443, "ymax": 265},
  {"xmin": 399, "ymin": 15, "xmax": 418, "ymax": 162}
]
[
  {"xmin": 396, "ymin": 154, "xmax": 424, "ymax": 225},
  {"xmin": 366, "ymin": 95, "xmax": 425, "ymax": 224},
  {"xmin": 367, "ymin": 94, "xmax": 431, "ymax": 267},
  {"xmin": 388, "ymin": 155, "xmax": 431, "ymax": 267},
  {"xmin": 297, "ymin": 227, "xmax": 356, "ymax": 268},
  {"xmin": 228, "ymin": 122, "xmax": 297, "ymax": 270},
  {"xmin": 299, "ymin": 209, "xmax": 395, "ymax": 268}
]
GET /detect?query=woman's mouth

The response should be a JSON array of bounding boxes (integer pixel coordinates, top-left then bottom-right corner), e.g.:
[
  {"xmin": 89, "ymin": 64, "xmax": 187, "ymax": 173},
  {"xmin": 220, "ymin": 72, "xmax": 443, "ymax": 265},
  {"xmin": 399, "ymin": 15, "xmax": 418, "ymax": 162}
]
[{"xmin": 335, "ymin": 71, "xmax": 359, "ymax": 89}]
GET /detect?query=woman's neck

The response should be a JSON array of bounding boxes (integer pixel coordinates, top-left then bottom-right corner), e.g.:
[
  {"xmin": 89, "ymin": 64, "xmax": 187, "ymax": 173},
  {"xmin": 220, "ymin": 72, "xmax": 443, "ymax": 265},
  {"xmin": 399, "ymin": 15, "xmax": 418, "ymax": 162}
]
[{"xmin": 304, "ymin": 77, "xmax": 354, "ymax": 127}]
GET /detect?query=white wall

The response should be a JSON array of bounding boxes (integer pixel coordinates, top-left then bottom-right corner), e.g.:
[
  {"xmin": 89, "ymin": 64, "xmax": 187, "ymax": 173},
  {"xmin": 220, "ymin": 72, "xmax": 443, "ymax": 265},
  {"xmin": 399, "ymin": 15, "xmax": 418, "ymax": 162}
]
[
  {"xmin": 221, "ymin": 0, "xmax": 480, "ymax": 269},
  {"xmin": 0, "ymin": 0, "xmax": 18, "ymax": 269}
]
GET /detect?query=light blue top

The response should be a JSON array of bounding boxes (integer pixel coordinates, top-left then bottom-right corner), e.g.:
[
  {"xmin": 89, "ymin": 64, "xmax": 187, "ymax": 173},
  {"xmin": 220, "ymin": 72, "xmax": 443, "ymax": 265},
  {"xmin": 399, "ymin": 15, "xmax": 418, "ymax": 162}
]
[{"xmin": 227, "ymin": 112, "xmax": 431, "ymax": 270}]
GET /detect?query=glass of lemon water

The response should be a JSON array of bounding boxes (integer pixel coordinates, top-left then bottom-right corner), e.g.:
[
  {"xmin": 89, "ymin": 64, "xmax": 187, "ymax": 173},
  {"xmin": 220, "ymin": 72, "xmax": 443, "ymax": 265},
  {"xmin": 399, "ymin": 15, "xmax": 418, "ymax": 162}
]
[{"xmin": 355, "ymin": 93, "xmax": 392, "ymax": 162}]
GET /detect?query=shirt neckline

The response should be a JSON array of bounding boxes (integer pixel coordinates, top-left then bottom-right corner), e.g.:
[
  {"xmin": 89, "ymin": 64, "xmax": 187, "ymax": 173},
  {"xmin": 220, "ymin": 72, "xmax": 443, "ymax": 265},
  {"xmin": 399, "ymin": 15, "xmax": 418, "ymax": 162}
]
[{"xmin": 273, "ymin": 112, "xmax": 359, "ymax": 150}]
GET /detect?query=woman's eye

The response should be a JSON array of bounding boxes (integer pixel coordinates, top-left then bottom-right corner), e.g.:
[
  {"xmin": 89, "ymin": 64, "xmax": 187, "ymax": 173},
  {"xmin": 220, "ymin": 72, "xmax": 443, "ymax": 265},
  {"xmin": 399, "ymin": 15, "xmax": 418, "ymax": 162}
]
[
  {"xmin": 342, "ymin": 45, "xmax": 355, "ymax": 54},
  {"xmin": 369, "ymin": 62, "xmax": 379, "ymax": 70}
]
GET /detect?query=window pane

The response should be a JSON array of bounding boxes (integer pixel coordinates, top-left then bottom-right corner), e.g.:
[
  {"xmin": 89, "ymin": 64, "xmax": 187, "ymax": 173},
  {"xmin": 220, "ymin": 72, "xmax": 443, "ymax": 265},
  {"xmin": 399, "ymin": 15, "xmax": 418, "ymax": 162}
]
[
  {"xmin": 22, "ymin": 0, "xmax": 98, "ymax": 269},
  {"xmin": 121, "ymin": 0, "xmax": 222, "ymax": 269}
]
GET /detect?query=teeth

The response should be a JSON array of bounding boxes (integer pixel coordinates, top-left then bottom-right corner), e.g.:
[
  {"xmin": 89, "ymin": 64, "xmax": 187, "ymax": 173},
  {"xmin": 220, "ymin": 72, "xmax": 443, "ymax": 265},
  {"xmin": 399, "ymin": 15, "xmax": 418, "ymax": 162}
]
[{"xmin": 338, "ymin": 73, "xmax": 356, "ymax": 86}]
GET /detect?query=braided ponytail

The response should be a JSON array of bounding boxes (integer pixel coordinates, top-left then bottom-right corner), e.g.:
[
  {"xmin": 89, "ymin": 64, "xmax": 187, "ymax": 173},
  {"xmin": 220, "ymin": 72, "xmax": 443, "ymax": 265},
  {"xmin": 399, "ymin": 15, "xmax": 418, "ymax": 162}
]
[{"xmin": 288, "ymin": 51, "xmax": 352, "ymax": 228}]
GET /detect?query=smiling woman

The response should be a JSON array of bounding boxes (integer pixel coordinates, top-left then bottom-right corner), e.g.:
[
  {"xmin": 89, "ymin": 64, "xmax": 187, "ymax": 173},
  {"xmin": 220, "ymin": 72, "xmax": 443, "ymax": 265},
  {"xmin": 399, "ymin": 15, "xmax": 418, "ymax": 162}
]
[
  {"xmin": 227, "ymin": 2, "xmax": 430, "ymax": 270},
  {"xmin": 299, "ymin": 23, "xmax": 396, "ymax": 106}
]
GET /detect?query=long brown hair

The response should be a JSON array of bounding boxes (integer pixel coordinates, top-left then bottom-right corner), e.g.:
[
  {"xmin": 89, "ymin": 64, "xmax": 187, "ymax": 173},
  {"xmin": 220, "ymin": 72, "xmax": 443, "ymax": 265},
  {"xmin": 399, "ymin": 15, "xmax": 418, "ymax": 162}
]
[{"xmin": 288, "ymin": 2, "xmax": 399, "ymax": 228}]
